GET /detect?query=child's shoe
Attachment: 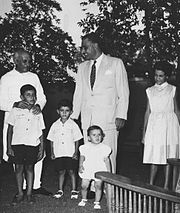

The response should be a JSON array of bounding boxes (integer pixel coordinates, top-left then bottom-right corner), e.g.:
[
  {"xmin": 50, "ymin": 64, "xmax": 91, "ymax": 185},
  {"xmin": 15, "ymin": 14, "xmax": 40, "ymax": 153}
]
[
  {"xmin": 12, "ymin": 194, "xmax": 24, "ymax": 205},
  {"xmin": 26, "ymin": 194, "xmax": 35, "ymax": 204},
  {"xmin": 53, "ymin": 190, "xmax": 63, "ymax": 199},
  {"xmin": 71, "ymin": 190, "xmax": 79, "ymax": 199},
  {"xmin": 94, "ymin": 201, "xmax": 101, "ymax": 209},
  {"xmin": 78, "ymin": 199, "xmax": 87, "ymax": 206}
]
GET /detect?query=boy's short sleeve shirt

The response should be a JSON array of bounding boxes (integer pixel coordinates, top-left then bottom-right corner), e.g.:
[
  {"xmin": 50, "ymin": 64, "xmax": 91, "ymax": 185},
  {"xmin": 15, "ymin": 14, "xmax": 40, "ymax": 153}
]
[
  {"xmin": 47, "ymin": 118, "xmax": 83, "ymax": 158},
  {"xmin": 7, "ymin": 107, "xmax": 45, "ymax": 146}
]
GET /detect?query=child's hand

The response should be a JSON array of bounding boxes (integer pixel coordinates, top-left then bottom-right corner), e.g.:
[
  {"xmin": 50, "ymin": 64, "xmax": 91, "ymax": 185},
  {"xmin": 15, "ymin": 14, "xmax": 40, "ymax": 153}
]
[
  {"xmin": 7, "ymin": 147, "xmax": 14, "ymax": 157},
  {"xmin": 79, "ymin": 165, "xmax": 84, "ymax": 173},
  {"xmin": 72, "ymin": 152, "xmax": 78, "ymax": 160},
  {"xmin": 141, "ymin": 136, "xmax": 145, "ymax": 144},
  {"xmin": 37, "ymin": 144, "xmax": 44, "ymax": 162},
  {"xmin": 37, "ymin": 149, "xmax": 44, "ymax": 162},
  {"xmin": 51, "ymin": 153, "xmax": 55, "ymax": 160}
]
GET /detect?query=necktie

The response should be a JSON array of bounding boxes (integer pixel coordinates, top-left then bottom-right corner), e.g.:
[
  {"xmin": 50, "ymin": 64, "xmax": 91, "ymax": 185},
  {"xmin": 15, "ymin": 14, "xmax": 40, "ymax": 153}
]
[{"xmin": 90, "ymin": 60, "xmax": 96, "ymax": 89}]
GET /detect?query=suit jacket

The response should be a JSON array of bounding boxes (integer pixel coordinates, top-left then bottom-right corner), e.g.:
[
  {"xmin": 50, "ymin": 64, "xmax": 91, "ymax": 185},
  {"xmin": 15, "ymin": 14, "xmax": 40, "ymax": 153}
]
[{"xmin": 72, "ymin": 54, "xmax": 129, "ymax": 130}]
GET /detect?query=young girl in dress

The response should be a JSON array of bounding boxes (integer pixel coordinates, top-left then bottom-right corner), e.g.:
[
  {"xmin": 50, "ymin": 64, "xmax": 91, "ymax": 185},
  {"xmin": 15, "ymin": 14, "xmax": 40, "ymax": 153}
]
[
  {"xmin": 142, "ymin": 61, "xmax": 180, "ymax": 189},
  {"xmin": 78, "ymin": 125, "xmax": 111, "ymax": 209}
]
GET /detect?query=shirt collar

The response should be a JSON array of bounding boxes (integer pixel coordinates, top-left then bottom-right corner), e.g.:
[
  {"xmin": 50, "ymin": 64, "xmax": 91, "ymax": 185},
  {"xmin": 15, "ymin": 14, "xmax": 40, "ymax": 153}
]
[
  {"xmin": 13, "ymin": 68, "xmax": 29, "ymax": 75},
  {"xmin": 95, "ymin": 53, "xmax": 103, "ymax": 64},
  {"xmin": 58, "ymin": 118, "xmax": 71, "ymax": 125},
  {"xmin": 154, "ymin": 82, "xmax": 168, "ymax": 90}
]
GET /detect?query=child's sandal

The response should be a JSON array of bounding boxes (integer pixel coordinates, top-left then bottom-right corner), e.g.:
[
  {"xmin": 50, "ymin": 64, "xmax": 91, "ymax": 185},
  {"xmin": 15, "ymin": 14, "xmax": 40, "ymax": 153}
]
[
  {"xmin": 71, "ymin": 190, "xmax": 79, "ymax": 199},
  {"xmin": 53, "ymin": 190, "xmax": 63, "ymax": 199},
  {"xmin": 78, "ymin": 199, "xmax": 87, "ymax": 206},
  {"xmin": 94, "ymin": 201, "xmax": 101, "ymax": 209}
]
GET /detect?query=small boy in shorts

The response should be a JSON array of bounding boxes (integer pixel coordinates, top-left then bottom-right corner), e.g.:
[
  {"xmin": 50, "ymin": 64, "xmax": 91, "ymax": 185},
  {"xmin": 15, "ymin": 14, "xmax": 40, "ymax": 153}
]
[
  {"xmin": 47, "ymin": 99, "xmax": 83, "ymax": 199},
  {"xmin": 7, "ymin": 84, "xmax": 45, "ymax": 205}
]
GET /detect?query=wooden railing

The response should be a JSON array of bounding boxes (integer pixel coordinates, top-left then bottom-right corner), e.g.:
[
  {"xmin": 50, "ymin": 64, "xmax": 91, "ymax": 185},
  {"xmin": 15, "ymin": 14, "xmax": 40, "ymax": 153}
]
[{"xmin": 95, "ymin": 172, "xmax": 180, "ymax": 213}]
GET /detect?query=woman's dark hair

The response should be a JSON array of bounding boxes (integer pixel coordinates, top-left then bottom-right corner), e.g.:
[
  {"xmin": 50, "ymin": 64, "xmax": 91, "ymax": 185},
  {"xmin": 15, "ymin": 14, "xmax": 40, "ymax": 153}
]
[
  {"xmin": 87, "ymin": 125, "xmax": 105, "ymax": 140},
  {"xmin": 20, "ymin": 84, "xmax": 36, "ymax": 96},
  {"xmin": 154, "ymin": 61, "xmax": 173, "ymax": 77}
]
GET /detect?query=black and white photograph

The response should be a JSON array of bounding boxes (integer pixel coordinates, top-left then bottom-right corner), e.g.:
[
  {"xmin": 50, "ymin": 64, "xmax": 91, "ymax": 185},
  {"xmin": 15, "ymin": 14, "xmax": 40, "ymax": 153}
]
[{"xmin": 0, "ymin": 0, "xmax": 180, "ymax": 212}]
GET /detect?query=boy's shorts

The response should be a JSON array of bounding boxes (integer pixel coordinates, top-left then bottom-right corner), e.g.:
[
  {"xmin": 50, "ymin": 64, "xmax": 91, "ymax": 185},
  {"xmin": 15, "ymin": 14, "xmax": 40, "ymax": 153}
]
[
  {"xmin": 8, "ymin": 145, "xmax": 39, "ymax": 165},
  {"xmin": 54, "ymin": 157, "xmax": 78, "ymax": 171}
]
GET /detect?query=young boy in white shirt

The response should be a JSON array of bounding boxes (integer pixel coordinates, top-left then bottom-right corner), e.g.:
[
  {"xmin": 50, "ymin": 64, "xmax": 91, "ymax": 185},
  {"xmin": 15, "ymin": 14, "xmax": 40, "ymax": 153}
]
[
  {"xmin": 47, "ymin": 99, "xmax": 83, "ymax": 199},
  {"xmin": 7, "ymin": 84, "xmax": 45, "ymax": 205}
]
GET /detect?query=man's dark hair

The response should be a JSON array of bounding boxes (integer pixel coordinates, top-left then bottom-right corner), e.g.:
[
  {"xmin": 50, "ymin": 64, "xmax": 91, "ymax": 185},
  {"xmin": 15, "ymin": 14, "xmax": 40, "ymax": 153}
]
[
  {"xmin": 57, "ymin": 99, "xmax": 73, "ymax": 110},
  {"xmin": 20, "ymin": 84, "xmax": 36, "ymax": 96},
  {"xmin": 154, "ymin": 61, "xmax": 173, "ymax": 77},
  {"xmin": 82, "ymin": 32, "xmax": 101, "ymax": 47}
]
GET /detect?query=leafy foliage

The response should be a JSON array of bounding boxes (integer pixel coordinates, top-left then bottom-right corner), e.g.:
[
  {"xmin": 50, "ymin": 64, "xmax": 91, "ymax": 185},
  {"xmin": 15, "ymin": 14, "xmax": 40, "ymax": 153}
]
[
  {"xmin": 79, "ymin": 0, "xmax": 140, "ymax": 63},
  {"xmin": 79, "ymin": 0, "xmax": 180, "ymax": 80},
  {"xmin": 0, "ymin": 0, "xmax": 78, "ymax": 85}
]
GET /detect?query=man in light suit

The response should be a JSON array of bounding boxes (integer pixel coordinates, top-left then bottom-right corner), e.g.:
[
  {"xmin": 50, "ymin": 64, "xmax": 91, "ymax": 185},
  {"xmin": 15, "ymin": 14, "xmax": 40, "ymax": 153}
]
[{"xmin": 71, "ymin": 33, "xmax": 129, "ymax": 173}]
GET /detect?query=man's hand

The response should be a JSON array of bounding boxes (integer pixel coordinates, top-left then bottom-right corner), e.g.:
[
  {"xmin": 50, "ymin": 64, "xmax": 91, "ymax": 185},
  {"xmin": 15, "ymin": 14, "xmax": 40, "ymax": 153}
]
[
  {"xmin": 31, "ymin": 104, "xmax": 41, "ymax": 115},
  {"xmin": 13, "ymin": 102, "xmax": 41, "ymax": 115},
  {"xmin": 115, "ymin": 118, "xmax": 126, "ymax": 131},
  {"xmin": 13, "ymin": 101, "xmax": 31, "ymax": 110}
]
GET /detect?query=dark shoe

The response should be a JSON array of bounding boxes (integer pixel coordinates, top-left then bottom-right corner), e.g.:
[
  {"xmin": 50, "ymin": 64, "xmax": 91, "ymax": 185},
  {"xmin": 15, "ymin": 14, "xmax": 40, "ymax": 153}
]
[
  {"xmin": 12, "ymin": 194, "xmax": 24, "ymax": 205},
  {"xmin": 26, "ymin": 194, "xmax": 35, "ymax": 204},
  {"xmin": 33, "ymin": 187, "xmax": 52, "ymax": 196},
  {"xmin": 87, "ymin": 191, "xmax": 95, "ymax": 199}
]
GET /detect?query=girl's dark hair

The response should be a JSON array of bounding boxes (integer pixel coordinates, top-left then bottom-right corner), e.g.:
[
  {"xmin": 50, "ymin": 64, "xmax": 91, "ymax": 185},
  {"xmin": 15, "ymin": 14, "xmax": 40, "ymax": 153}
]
[
  {"xmin": 57, "ymin": 99, "xmax": 72, "ymax": 110},
  {"xmin": 20, "ymin": 84, "xmax": 36, "ymax": 96},
  {"xmin": 154, "ymin": 61, "xmax": 173, "ymax": 77},
  {"xmin": 87, "ymin": 125, "xmax": 105, "ymax": 139}
]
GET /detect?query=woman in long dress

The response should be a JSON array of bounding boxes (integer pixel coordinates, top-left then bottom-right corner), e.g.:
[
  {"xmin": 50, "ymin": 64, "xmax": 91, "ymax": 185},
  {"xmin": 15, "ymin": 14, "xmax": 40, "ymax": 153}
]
[{"xmin": 142, "ymin": 61, "xmax": 180, "ymax": 189}]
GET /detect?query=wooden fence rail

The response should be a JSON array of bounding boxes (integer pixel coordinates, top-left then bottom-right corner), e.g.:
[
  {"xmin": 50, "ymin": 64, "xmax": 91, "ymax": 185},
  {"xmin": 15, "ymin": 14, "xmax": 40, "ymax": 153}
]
[{"xmin": 95, "ymin": 172, "xmax": 180, "ymax": 213}]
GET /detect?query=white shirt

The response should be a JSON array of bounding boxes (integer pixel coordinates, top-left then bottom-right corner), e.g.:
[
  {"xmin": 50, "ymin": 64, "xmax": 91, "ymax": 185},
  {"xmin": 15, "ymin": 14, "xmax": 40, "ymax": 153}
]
[
  {"xmin": 0, "ymin": 69, "xmax": 46, "ymax": 160},
  {"xmin": 7, "ymin": 108, "xmax": 45, "ymax": 146},
  {"xmin": 0, "ymin": 69, "xmax": 46, "ymax": 113},
  {"xmin": 47, "ymin": 118, "xmax": 83, "ymax": 158}
]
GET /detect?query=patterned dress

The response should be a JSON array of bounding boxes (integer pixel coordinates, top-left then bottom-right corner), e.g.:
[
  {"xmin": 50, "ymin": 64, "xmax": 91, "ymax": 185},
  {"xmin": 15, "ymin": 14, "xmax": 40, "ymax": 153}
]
[{"xmin": 143, "ymin": 82, "xmax": 180, "ymax": 164}]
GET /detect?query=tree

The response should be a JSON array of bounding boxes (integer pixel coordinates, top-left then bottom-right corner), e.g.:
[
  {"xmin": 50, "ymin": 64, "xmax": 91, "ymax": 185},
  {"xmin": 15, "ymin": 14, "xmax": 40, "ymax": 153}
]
[
  {"xmin": 79, "ymin": 0, "xmax": 180, "ymax": 81},
  {"xmin": 133, "ymin": 0, "xmax": 180, "ymax": 81},
  {"xmin": 0, "ymin": 0, "xmax": 78, "ymax": 85},
  {"xmin": 79, "ymin": 0, "xmax": 140, "ymax": 63}
]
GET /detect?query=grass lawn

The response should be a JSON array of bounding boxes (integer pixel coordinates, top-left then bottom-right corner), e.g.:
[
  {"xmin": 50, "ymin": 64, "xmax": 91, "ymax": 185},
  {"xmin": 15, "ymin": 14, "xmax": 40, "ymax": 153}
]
[
  {"xmin": 0, "ymin": 160, "xmax": 108, "ymax": 213},
  {"xmin": 0, "ymin": 147, "xmax": 152, "ymax": 213}
]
